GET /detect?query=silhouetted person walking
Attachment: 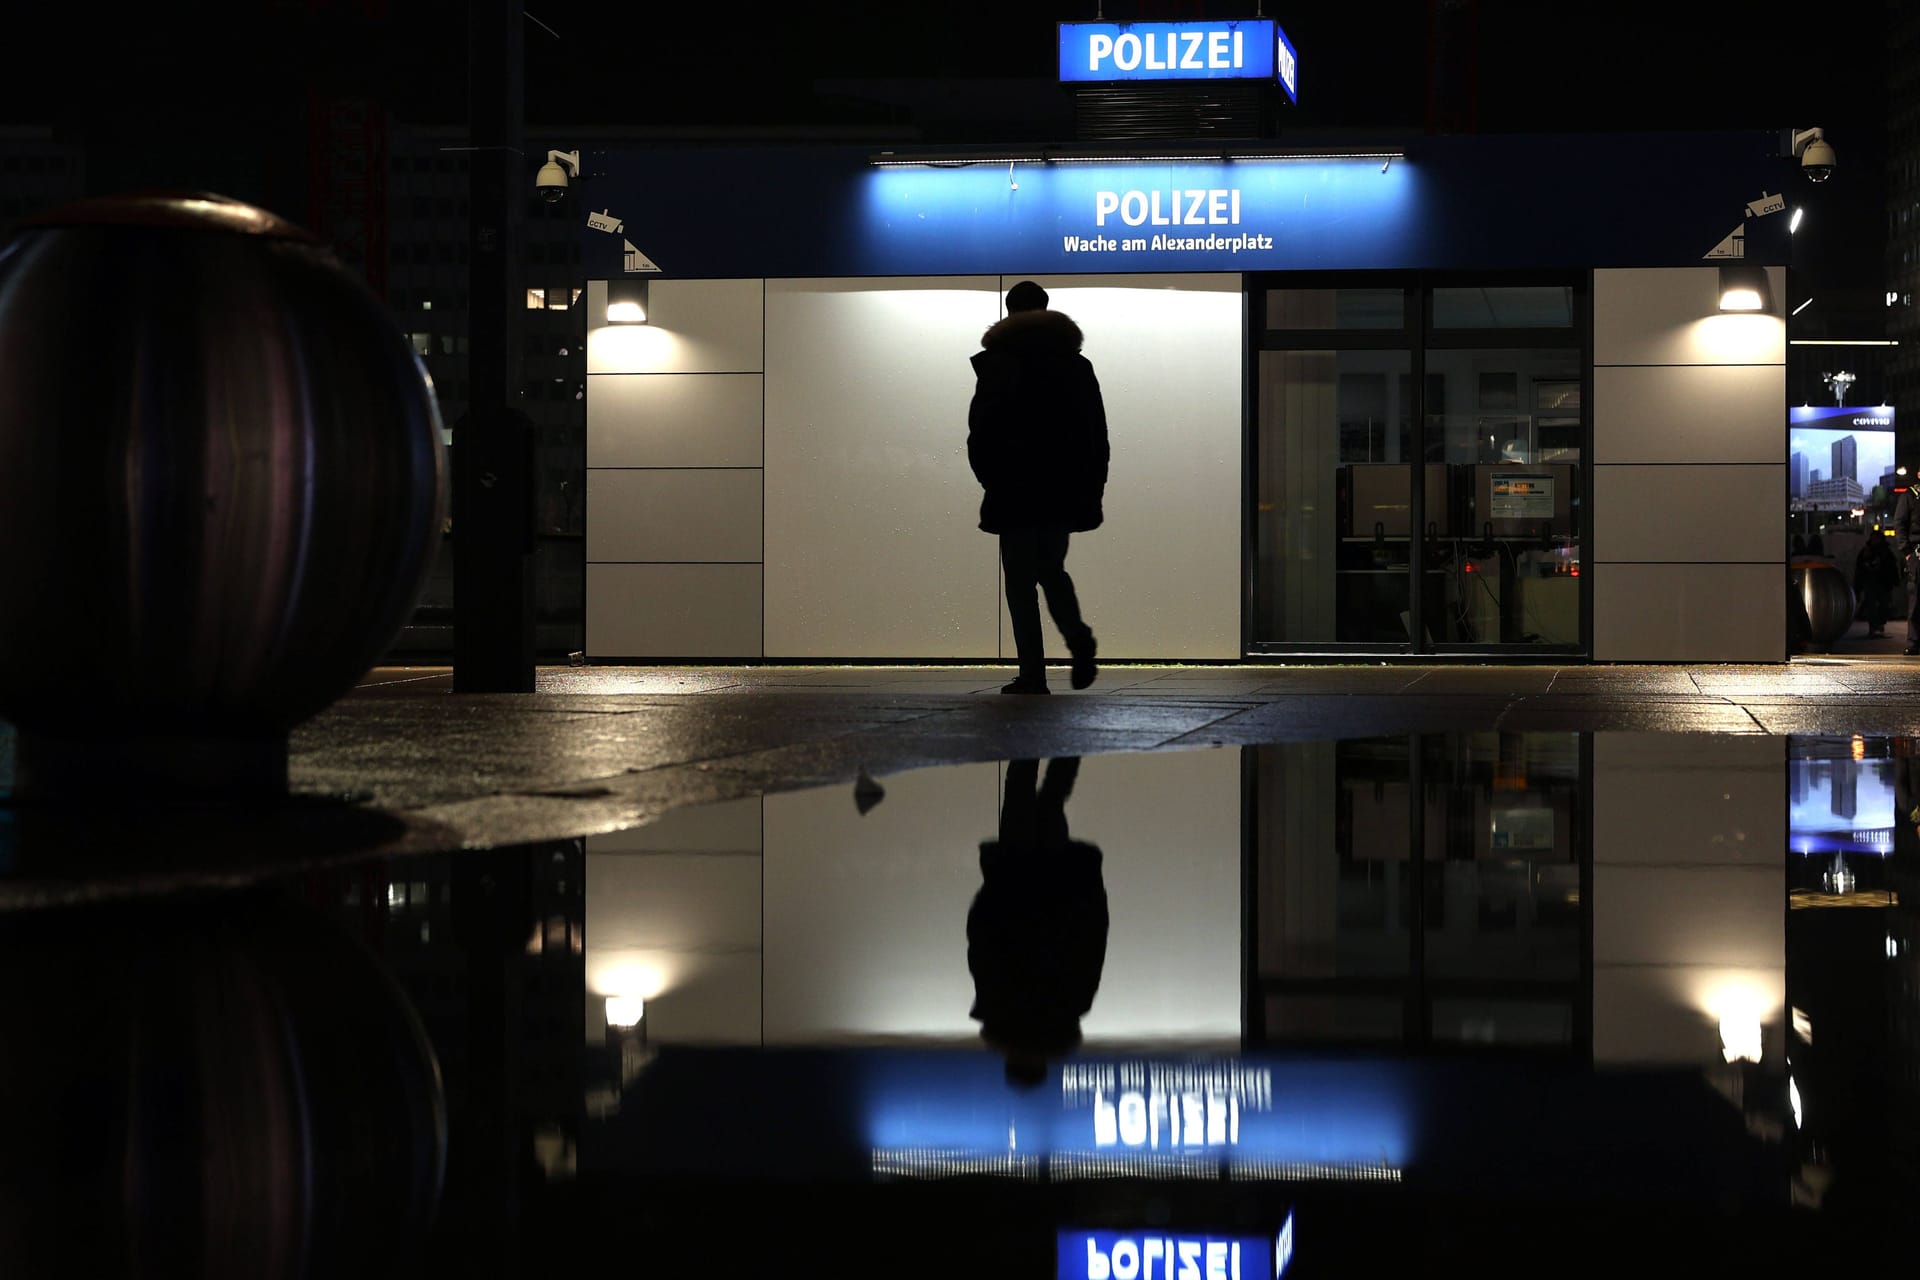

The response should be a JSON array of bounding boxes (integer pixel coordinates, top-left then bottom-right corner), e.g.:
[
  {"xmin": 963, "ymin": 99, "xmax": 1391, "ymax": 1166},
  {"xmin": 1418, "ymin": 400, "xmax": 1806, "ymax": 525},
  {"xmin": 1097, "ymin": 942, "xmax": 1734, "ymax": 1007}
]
[
  {"xmin": 967, "ymin": 757, "xmax": 1107, "ymax": 1087},
  {"xmin": 968, "ymin": 281, "xmax": 1109, "ymax": 694}
]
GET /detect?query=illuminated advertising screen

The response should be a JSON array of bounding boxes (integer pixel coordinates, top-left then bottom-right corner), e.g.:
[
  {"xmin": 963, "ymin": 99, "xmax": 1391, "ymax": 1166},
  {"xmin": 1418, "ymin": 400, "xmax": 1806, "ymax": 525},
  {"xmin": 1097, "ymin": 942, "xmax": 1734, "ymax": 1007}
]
[
  {"xmin": 1789, "ymin": 405, "xmax": 1897, "ymax": 513},
  {"xmin": 1789, "ymin": 756, "xmax": 1896, "ymax": 855}
]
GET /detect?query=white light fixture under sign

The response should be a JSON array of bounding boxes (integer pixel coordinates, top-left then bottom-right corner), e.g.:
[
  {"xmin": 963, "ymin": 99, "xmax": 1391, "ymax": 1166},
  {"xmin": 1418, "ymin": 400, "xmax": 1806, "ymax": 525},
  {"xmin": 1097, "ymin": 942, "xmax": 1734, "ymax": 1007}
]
[
  {"xmin": 1718, "ymin": 264, "xmax": 1770, "ymax": 313},
  {"xmin": 605, "ymin": 995, "xmax": 644, "ymax": 1028},
  {"xmin": 606, "ymin": 279, "xmax": 649, "ymax": 324}
]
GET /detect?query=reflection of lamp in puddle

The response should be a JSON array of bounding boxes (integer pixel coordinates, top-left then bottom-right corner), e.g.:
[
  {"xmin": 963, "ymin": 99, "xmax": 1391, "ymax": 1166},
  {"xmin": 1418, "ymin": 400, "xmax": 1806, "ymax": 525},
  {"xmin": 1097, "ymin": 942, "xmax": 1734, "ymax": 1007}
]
[
  {"xmin": 1707, "ymin": 984, "xmax": 1769, "ymax": 1064},
  {"xmin": 604, "ymin": 995, "xmax": 650, "ymax": 1086},
  {"xmin": 1720, "ymin": 1015, "xmax": 1764, "ymax": 1064},
  {"xmin": 605, "ymin": 995, "xmax": 644, "ymax": 1029}
]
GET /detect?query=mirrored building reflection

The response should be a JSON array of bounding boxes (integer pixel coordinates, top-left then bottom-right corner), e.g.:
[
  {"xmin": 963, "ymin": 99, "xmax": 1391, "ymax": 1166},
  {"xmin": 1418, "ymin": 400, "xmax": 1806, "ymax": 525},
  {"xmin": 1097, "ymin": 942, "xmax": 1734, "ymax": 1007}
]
[{"xmin": 6, "ymin": 733, "xmax": 1916, "ymax": 1274}]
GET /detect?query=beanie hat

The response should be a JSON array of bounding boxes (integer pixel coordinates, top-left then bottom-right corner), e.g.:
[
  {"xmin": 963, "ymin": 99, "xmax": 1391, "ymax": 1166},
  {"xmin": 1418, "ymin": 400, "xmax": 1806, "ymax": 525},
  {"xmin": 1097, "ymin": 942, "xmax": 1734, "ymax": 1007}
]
[{"xmin": 1006, "ymin": 280, "xmax": 1049, "ymax": 313}]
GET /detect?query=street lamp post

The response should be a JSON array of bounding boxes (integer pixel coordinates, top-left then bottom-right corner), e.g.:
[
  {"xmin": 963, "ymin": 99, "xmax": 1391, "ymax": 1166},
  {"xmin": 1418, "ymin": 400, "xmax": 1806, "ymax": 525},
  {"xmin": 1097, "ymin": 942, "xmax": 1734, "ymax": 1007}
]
[{"xmin": 455, "ymin": 0, "xmax": 536, "ymax": 692}]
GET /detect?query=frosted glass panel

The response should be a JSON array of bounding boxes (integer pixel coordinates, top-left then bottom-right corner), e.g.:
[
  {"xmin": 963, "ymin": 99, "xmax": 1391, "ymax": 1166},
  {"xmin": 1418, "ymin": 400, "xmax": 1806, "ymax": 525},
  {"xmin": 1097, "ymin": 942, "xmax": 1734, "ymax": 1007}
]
[
  {"xmin": 999, "ymin": 275, "xmax": 1243, "ymax": 660},
  {"xmin": 763, "ymin": 278, "xmax": 1003, "ymax": 658}
]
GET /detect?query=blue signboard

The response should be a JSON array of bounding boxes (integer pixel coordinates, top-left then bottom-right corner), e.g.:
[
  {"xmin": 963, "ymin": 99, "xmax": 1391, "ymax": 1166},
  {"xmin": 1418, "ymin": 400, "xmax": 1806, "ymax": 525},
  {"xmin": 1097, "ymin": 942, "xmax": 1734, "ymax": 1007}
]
[
  {"xmin": 863, "ymin": 157, "xmax": 1421, "ymax": 276},
  {"xmin": 578, "ymin": 132, "xmax": 1791, "ymax": 280},
  {"xmin": 1059, "ymin": 1220, "xmax": 1293, "ymax": 1280},
  {"xmin": 1275, "ymin": 24, "xmax": 1298, "ymax": 102},
  {"xmin": 1789, "ymin": 404, "xmax": 1895, "ymax": 430},
  {"xmin": 1059, "ymin": 21, "xmax": 1279, "ymax": 83}
]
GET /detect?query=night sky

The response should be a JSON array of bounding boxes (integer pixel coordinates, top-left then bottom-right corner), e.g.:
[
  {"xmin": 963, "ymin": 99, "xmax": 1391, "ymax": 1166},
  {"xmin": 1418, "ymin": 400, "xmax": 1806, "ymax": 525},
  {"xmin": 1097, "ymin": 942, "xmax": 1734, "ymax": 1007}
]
[{"xmin": 0, "ymin": 0, "xmax": 1894, "ymax": 294}]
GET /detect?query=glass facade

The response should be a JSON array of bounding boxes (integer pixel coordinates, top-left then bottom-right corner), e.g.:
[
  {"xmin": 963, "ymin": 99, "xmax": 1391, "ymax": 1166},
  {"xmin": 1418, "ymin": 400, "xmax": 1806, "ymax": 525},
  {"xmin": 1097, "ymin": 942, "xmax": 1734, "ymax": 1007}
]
[
  {"xmin": 1252, "ymin": 279, "xmax": 1588, "ymax": 654},
  {"xmin": 1250, "ymin": 733, "xmax": 1587, "ymax": 1050}
]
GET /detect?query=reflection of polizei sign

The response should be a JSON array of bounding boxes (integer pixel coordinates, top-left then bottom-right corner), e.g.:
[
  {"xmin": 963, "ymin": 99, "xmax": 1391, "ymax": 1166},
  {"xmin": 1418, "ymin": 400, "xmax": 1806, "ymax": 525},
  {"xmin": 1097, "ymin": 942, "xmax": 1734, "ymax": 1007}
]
[
  {"xmin": 1058, "ymin": 20, "xmax": 1288, "ymax": 84},
  {"xmin": 1059, "ymin": 1218, "xmax": 1294, "ymax": 1280},
  {"xmin": 1064, "ymin": 1061, "xmax": 1273, "ymax": 1150}
]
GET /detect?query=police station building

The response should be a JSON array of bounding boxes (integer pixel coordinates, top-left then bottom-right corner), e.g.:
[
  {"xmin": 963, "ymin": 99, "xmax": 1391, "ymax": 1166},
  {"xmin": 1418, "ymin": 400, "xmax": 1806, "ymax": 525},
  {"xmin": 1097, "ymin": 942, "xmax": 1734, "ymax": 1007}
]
[{"xmin": 574, "ymin": 20, "xmax": 1795, "ymax": 665}]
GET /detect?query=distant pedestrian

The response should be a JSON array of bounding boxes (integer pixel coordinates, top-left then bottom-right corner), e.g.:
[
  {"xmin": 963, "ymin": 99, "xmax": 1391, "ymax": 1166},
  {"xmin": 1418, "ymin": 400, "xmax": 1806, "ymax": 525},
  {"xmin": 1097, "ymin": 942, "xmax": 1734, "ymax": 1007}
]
[
  {"xmin": 1854, "ymin": 531, "xmax": 1900, "ymax": 639},
  {"xmin": 1895, "ymin": 488, "xmax": 1920, "ymax": 654},
  {"xmin": 967, "ymin": 281, "xmax": 1108, "ymax": 694}
]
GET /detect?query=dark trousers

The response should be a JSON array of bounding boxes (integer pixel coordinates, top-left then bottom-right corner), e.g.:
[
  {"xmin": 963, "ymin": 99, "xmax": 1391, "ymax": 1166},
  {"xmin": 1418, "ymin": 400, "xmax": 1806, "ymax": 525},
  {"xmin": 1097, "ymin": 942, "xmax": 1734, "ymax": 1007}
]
[
  {"xmin": 1861, "ymin": 582, "xmax": 1892, "ymax": 631},
  {"xmin": 1907, "ymin": 562, "xmax": 1920, "ymax": 644},
  {"xmin": 1000, "ymin": 529, "xmax": 1091, "ymax": 681}
]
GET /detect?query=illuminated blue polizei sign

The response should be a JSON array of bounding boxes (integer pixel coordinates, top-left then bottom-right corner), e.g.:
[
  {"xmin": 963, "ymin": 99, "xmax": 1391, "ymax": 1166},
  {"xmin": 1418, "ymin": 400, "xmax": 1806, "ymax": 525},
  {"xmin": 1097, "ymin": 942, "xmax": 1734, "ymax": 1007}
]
[
  {"xmin": 863, "ymin": 156, "xmax": 1416, "ymax": 276},
  {"xmin": 1058, "ymin": 20, "xmax": 1296, "ymax": 96},
  {"xmin": 864, "ymin": 1056, "xmax": 1410, "ymax": 1176},
  {"xmin": 1060, "ymin": 1216, "xmax": 1294, "ymax": 1280}
]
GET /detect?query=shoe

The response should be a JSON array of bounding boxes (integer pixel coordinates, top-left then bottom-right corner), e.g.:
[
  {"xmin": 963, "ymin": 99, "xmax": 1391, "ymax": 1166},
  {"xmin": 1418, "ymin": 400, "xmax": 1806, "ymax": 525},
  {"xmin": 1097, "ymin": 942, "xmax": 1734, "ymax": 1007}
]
[
  {"xmin": 1069, "ymin": 634, "xmax": 1098, "ymax": 691},
  {"xmin": 1001, "ymin": 677, "xmax": 1050, "ymax": 695}
]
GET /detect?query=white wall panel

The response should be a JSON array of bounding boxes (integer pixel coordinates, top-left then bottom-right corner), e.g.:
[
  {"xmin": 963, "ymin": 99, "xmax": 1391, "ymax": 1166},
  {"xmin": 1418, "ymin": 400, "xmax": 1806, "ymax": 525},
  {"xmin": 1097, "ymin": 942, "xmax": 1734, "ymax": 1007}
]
[
  {"xmin": 997, "ymin": 275, "xmax": 1243, "ymax": 660},
  {"xmin": 587, "ymin": 563, "xmax": 762, "ymax": 657},
  {"xmin": 591, "ymin": 796, "xmax": 763, "ymax": 854},
  {"xmin": 585, "ymin": 845, "xmax": 762, "ymax": 1046},
  {"xmin": 1591, "ymin": 732, "xmax": 1785, "ymax": 1065},
  {"xmin": 1593, "ymin": 465, "xmax": 1783, "ymax": 563},
  {"xmin": 763, "ymin": 763, "xmax": 997, "ymax": 1040},
  {"xmin": 762, "ymin": 751, "xmax": 1241, "ymax": 1045},
  {"xmin": 587, "ymin": 374, "xmax": 762, "ymax": 469},
  {"xmin": 763, "ymin": 278, "xmax": 1002, "ymax": 658},
  {"xmin": 586, "ymin": 469, "xmax": 762, "ymax": 563},
  {"xmin": 1591, "ymin": 734, "xmax": 1783, "ymax": 867},
  {"xmin": 1594, "ymin": 267, "xmax": 1785, "ymax": 366},
  {"xmin": 587, "ymin": 278, "xmax": 764, "ymax": 374},
  {"xmin": 1593, "ymin": 563, "xmax": 1784, "ymax": 662},
  {"xmin": 1593, "ymin": 365, "xmax": 1787, "ymax": 464}
]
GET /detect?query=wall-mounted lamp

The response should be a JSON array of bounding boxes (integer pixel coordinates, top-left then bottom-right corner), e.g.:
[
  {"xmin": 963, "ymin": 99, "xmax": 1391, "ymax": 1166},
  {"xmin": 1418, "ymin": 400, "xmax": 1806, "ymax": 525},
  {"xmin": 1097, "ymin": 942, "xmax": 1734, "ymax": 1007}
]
[
  {"xmin": 1718, "ymin": 264, "xmax": 1771, "ymax": 313},
  {"xmin": 606, "ymin": 279, "xmax": 649, "ymax": 324}
]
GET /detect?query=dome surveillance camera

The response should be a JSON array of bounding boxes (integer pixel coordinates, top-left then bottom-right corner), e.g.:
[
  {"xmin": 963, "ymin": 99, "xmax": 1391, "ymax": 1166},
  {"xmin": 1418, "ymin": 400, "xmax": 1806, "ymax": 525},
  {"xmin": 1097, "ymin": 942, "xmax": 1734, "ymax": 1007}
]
[
  {"xmin": 535, "ymin": 149, "xmax": 580, "ymax": 204},
  {"xmin": 1792, "ymin": 128, "xmax": 1835, "ymax": 183},
  {"xmin": 1801, "ymin": 136, "xmax": 1836, "ymax": 182}
]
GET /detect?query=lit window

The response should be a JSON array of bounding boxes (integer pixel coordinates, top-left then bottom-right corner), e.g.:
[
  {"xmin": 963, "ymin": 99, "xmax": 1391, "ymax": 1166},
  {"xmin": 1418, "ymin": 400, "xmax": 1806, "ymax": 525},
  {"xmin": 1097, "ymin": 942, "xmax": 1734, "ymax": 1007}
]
[
  {"xmin": 546, "ymin": 289, "xmax": 568, "ymax": 310},
  {"xmin": 386, "ymin": 883, "xmax": 405, "ymax": 909},
  {"xmin": 525, "ymin": 288, "xmax": 546, "ymax": 310},
  {"xmin": 570, "ymin": 288, "xmax": 583, "ymax": 306},
  {"xmin": 408, "ymin": 333, "xmax": 431, "ymax": 355},
  {"xmin": 421, "ymin": 299, "xmax": 432, "ymax": 311}
]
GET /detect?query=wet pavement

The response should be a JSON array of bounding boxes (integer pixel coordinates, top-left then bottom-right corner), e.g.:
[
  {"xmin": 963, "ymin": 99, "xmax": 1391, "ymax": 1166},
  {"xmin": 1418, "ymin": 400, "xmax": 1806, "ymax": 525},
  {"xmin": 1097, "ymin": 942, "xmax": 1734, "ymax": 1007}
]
[
  {"xmin": 267, "ymin": 661, "xmax": 1920, "ymax": 861},
  {"xmin": 3, "ymin": 723, "xmax": 1913, "ymax": 1275}
]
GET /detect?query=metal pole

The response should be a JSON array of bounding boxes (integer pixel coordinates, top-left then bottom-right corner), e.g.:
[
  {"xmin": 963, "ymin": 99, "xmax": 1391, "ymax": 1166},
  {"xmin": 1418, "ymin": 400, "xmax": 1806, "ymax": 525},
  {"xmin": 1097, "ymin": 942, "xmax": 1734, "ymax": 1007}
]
[{"xmin": 455, "ymin": 0, "xmax": 535, "ymax": 691}]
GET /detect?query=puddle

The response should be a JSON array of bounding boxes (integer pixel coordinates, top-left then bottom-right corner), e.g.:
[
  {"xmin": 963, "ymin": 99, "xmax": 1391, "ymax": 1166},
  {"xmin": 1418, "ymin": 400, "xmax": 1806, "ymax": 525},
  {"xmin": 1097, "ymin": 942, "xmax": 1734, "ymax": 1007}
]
[{"xmin": 2, "ymin": 731, "xmax": 1913, "ymax": 1273}]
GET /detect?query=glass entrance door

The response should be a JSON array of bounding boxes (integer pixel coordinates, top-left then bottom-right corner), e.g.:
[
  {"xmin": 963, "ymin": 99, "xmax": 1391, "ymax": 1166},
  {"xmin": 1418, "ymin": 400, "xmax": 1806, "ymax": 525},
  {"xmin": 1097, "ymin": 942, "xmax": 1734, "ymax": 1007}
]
[{"xmin": 1250, "ymin": 280, "xmax": 1588, "ymax": 656}]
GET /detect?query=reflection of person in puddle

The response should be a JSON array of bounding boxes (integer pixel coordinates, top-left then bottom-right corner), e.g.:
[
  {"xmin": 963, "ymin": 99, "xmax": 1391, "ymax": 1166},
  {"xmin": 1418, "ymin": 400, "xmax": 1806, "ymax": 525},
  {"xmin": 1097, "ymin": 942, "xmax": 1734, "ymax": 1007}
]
[{"xmin": 967, "ymin": 757, "xmax": 1108, "ymax": 1088}]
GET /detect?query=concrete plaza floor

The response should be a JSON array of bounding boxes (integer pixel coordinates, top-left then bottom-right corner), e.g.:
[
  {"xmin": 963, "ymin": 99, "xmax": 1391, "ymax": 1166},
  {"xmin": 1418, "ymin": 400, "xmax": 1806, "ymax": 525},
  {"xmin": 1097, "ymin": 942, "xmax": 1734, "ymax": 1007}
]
[
  {"xmin": 278, "ymin": 658, "xmax": 1920, "ymax": 856},
  {"xmin": 14, "ymin": 657, "xmax": 1920, "ymax": 907}
]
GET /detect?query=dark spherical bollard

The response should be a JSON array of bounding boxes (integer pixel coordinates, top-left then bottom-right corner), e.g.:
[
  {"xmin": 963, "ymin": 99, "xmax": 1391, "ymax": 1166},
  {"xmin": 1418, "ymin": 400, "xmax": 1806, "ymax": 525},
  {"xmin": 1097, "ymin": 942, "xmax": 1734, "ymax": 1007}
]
[
  {"xmin": 0, "ymin": 892, "xmax": 446, "ymax": 1278},
  {"xmin": 1793, "ymin": 560, "xmax": 1856, "ymax": 651},
  {"xmin": 0, "ymin": 193, "xmax": 445, "ymax": 798}
]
